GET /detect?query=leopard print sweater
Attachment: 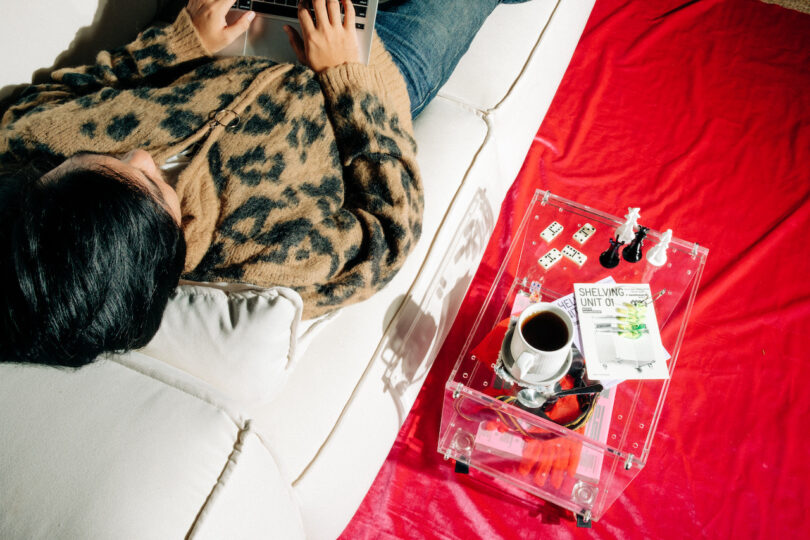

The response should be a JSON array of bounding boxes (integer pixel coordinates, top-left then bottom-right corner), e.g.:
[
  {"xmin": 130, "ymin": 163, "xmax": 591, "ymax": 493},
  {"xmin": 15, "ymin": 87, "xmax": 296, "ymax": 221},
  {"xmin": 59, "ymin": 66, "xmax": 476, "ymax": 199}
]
[{"xmin": 0, "ymin": 9, "xmax": 423, "ymax": 319}]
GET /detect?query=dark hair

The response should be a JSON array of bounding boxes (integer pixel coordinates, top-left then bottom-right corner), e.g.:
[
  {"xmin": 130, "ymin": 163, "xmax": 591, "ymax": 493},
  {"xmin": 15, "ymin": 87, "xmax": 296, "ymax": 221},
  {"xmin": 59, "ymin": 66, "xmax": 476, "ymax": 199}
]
[{"xmin": 0, "ymin": 160, "xmax": 186, "ymax": 368}]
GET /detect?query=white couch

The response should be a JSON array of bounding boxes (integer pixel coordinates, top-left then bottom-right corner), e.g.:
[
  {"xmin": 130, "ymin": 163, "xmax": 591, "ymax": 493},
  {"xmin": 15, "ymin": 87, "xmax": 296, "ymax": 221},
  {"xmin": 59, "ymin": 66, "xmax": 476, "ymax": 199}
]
[{"xmin": 0, "ymin": 1, "xmax": 595, "ymax": 538}]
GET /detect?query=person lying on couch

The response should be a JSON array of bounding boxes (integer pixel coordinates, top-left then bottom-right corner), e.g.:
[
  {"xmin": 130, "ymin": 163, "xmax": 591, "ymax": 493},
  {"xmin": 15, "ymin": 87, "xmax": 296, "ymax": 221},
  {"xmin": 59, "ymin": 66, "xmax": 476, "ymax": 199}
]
[{"xmin": 0, "ymin": 0, "xmax": 529, "ymax": 368}]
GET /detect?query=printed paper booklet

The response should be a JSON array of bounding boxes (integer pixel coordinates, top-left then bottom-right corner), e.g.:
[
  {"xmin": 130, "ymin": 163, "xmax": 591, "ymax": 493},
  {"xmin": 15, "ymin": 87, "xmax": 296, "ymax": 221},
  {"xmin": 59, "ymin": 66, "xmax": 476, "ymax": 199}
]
[{"xmin": 574, "ymin": 283, "xmax": 670, "ymax": 380}]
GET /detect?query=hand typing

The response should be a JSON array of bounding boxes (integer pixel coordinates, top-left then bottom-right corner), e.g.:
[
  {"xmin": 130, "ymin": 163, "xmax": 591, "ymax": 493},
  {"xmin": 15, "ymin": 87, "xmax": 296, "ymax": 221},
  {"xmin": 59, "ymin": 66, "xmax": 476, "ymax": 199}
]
[
  {"xmin": 285, "ymin": 0, "xmax": 361, "ymax": 72},
  {"xmin": 186, "ymin": 0, "xmax": 255, "ymax": 54}
]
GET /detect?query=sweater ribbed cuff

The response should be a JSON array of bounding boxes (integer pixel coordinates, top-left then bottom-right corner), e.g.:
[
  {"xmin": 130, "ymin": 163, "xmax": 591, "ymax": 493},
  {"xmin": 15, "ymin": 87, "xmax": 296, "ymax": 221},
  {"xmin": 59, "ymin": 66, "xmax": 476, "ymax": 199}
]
[
  {"xmin": 369, "ymin": 32, "xmax": 412, "ymax": 112},
  {"xmin": 168, "ymin": 8, "xmax": 212, "ymax": 62},
  {"xmin": 317, "ymin": 63, "xmax": 386, "ymax": 101}
]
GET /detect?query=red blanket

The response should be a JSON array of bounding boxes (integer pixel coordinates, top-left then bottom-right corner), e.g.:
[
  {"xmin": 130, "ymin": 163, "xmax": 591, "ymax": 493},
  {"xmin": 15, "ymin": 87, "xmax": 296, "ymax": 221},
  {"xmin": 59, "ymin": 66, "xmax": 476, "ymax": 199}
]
[{"xmin": 344, "ymin": 0, "xmax": 810, "ymax": 537}]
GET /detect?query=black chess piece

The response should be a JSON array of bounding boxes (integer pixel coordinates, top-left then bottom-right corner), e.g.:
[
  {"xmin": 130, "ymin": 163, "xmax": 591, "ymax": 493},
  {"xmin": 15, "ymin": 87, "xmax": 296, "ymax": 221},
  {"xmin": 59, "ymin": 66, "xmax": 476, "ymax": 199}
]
[
  {"xmin": 622, "ymin": 226, "xmax": 649, "ymax": 263},
  {"xmin": 599, "ymin": 238, "xmax": 623, "ymax": 268}
]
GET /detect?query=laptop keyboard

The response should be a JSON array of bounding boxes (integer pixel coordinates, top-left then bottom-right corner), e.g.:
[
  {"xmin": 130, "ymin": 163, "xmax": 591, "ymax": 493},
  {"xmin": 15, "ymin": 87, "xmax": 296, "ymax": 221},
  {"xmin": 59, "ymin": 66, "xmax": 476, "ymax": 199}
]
[{"xmin": 233, "ymin": 1, "xmax": 369, "ymax": 29}]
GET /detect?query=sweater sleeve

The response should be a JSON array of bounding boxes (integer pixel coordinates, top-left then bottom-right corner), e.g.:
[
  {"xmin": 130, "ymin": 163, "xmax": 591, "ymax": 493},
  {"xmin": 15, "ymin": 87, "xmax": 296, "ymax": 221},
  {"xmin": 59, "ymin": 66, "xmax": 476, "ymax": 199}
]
[
  {"xmin": 1, "ymin": 9, "xmax": 209, "ymax": 130},
  {"xmin": 291, "ymin": 58, "xmax": 422, "ymax": 319}
]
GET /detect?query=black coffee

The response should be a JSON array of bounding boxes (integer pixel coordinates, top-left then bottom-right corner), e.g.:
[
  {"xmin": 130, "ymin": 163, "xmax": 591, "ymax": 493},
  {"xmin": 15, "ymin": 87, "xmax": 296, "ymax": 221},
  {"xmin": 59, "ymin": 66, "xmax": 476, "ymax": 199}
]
[{"xmin": 521, "ymin": 311, "xmax": 569, "ymax": 351}]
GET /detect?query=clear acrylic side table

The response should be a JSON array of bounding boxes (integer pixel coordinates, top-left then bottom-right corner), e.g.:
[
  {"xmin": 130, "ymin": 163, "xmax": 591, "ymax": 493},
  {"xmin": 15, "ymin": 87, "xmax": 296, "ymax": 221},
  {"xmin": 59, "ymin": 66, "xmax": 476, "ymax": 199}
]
[{"xmin": 438, "ymin": 190, "xmax": 708, "ymax": 523}]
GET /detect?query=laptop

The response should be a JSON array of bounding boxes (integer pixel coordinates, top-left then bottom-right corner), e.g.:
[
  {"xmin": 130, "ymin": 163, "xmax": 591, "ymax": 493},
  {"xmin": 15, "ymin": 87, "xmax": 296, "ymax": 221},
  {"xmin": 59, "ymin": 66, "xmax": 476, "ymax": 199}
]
[{"xmin": 223, "ymin": 1, "xmax": 380, "ymax": 65}]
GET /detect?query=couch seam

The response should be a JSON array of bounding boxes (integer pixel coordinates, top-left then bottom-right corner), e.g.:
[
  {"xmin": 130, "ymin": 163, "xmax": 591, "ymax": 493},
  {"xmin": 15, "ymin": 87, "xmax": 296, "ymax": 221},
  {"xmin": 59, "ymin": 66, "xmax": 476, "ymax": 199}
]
[
  {"xmin": 491, "ymin": 0, "xmax": 561, "ymax": 111},
  {"xmin": 185, "ymin": 420, "xmax": 252, "ymax": 539},
  {"xmin": 435, "ymin": 0, "xmax": 562, "ymax": 115}
]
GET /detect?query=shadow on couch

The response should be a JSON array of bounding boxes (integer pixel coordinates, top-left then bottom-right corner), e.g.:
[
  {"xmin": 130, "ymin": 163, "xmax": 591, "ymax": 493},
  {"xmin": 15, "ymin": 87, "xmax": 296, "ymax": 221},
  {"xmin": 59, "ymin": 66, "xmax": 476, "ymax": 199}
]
[
  {"xmin": 380, "ymin": 188, "xmax": 495, "ymax": 424},
  {"xmin": 1, "ymin": 0, "xmax": 172, "ymax": 112}
]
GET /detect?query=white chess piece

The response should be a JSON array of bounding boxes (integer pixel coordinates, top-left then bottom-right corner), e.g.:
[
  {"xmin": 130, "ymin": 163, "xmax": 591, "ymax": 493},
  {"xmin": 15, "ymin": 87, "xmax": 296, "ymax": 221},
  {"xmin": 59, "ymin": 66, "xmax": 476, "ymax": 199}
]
[
  {"xmin": 615, "ymin": 207, "xmax": 640, "ymax": 244},
  {"xmin": 646, "ymin": 229, "xmax": 672, "ymax": 266}
]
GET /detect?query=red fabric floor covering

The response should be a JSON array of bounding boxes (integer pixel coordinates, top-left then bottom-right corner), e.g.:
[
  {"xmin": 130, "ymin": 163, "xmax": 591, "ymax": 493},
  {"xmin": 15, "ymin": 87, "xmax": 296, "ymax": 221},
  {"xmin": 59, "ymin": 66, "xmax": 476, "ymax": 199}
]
[{"xmin": 343, "ymin": 0, "xmax": 810, "ymax": 538}]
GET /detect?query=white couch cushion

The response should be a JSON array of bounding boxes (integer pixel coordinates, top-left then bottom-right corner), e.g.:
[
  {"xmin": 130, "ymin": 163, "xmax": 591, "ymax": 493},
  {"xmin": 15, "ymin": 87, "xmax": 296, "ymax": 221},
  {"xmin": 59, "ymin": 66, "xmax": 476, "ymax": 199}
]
[
  {"xmin": 0, "ymin": 356, "xmax": 235, "ymax": 538},
  {"xmin": 0, "ymin": 353, "xmax": 304, "ymax": 539},
  {"xmin": 140, "ymin": 283, "xmax": 304, "ymax": 407}
]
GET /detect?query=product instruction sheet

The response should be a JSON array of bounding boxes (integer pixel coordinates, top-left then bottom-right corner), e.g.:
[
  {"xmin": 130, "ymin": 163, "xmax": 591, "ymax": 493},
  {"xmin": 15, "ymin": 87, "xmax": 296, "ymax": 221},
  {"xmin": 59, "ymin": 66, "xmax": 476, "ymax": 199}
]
[{"xmin": 574, "ymin": 283, "xmax": 670, "ymax": 380}]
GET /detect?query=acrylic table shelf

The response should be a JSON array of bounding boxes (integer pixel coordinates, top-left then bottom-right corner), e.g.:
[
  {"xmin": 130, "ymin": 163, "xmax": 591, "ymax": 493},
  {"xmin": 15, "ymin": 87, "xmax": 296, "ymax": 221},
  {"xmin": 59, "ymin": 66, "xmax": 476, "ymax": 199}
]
[{"xmin": 437, "ymin": 190, "xmax": 708, "ymax": 523}]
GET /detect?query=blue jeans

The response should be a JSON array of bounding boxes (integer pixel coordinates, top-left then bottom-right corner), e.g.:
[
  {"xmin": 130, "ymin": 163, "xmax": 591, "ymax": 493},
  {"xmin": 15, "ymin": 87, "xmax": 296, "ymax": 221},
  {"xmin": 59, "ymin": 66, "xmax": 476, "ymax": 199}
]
[{"xmin": 376, "ymin": 0, "xmax": 529, "ymax": 117}]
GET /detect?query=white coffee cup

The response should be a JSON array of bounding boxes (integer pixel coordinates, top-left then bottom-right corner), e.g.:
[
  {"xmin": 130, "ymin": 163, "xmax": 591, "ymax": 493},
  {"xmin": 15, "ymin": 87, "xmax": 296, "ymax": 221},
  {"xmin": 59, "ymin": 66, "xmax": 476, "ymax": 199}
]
[{"xmin": 507, "ymin": 302, "xmax": 574, "ymax": 385}]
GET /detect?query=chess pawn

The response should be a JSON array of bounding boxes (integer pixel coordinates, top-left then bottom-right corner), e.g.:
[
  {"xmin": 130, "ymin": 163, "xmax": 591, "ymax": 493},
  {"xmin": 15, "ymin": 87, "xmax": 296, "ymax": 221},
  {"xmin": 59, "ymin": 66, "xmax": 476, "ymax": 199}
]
[
  {"xmin": 622, "ymin": 226, "xmax": 649, "ymax": 263},
  {"xmin": 615, "ymin": 207, "xmax": 640, "ymax": 244},
  {"xmin": 646, "ymin": 229, "xmax": 673, "ymax": 266},
  {"xmin": 599, "ymin": 238, "xmax": 624, "ymax": 268}
]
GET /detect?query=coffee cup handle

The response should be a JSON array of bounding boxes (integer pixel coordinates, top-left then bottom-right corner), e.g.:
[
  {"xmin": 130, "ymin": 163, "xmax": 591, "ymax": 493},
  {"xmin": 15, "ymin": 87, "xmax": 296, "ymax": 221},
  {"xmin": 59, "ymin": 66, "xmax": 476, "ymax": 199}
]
[{"xmin": 515, "ymin": 351, "xmax": 538, "ymax": 379}]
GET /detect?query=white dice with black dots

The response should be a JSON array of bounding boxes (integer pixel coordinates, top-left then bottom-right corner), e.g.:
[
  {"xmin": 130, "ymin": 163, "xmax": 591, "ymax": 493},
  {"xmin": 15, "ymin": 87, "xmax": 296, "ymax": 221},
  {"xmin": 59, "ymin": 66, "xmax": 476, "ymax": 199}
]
[
  {"xmin": 561, "ymin": 244, "xmax": 587, "ymax": 266},
  {"xmin": 538, "ymin": 248, "xmax": 562, "ymax": 270},
  {"xmin": 540, "ymin": 221, "xmax": 563, "ymax": 243},
  {"xmin": 573, "ymin": 223, "xmax": 596, "ymax": 244}
]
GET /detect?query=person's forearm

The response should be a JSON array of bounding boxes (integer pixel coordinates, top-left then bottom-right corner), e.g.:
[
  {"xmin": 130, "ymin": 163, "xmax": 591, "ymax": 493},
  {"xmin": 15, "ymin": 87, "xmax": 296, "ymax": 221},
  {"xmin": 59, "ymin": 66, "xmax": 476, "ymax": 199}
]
[{"xmin": 289, "ymin": 64, "xmax": 423, "ymax": 318}]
